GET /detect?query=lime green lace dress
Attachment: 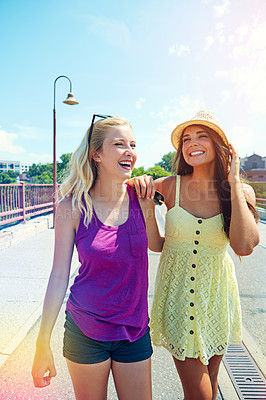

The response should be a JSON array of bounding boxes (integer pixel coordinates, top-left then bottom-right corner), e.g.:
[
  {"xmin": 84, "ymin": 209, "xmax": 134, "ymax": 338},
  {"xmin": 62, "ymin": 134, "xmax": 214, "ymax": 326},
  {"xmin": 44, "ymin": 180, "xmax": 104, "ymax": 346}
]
[{"xmin": 150, "ymin": 175, "xmax": 242, "ymax": 365}]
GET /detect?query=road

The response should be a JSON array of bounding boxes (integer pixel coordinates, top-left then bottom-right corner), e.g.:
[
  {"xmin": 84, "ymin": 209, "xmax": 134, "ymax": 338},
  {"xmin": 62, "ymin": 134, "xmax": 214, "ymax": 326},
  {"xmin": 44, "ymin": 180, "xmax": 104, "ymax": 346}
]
[{"xmin": 229, "ymin": 243, "xmax": 266, "ymax": 357}]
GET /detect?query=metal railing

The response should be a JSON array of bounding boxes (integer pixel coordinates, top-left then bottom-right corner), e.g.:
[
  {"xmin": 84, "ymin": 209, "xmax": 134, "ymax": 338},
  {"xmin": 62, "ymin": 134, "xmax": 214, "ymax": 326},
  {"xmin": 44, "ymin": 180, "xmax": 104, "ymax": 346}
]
[
  {"xmin": 0, "ymin": 182, "xmax": 265, "ymax": 229},
  {"xmin": 0, "ymin": 183, "xmax": 53, "ymax": 227},
  {"xmin": 256, "ymin": 198, "xmax": 266, "ymax": 208}
]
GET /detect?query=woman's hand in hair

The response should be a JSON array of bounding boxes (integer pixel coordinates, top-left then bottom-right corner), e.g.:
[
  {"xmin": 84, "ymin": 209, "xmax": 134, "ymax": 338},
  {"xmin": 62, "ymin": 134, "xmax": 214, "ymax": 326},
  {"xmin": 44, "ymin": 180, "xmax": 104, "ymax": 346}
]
[
  {"xmin": 126, "ymin": 175, "xmax": 155, "ymax": 200},
  {"xmin": 228, "ymin": 144, "xmax": 240, "ymax": 185}
]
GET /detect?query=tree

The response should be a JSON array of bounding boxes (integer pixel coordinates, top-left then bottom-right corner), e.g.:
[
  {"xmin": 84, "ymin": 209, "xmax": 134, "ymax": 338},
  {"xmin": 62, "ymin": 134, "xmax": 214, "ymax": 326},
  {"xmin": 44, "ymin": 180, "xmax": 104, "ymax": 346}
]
[
  {"xmin": 38, "ymin": 172, "xmax": 53, "ymax": 184},
  {"xmin": 146, "ymin": 165, "xmax": 171, "ymax": 180},
  {"xmin": 58, "ymin": 153, "xmax": 72, "ymax": 183},
  {"xmin": 7, "ymin": 170, "xmax": 19, "ymax": 179},
  {"xmin": 156, "ymin": 151, "xmax": 176, "ymax": 172},
  {"xmin": 0, "ymin": 173, "xmax": 13, "ymax": 184},
  {"xmin": 131, "ymin": 166, "xmax": 146, "ymax": 178},
  {"xmin": 59, "ymin": 153, "xmax": 72, "ymax": 169}
]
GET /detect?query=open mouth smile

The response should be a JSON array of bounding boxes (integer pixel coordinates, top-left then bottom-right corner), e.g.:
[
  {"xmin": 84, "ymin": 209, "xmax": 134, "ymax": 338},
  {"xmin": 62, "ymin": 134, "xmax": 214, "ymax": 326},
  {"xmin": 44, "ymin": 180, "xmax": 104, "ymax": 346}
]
[
  {"xmin": 118, "ymin": 160, "xmax": 132, "ymax": 170},
  {"xmin": 189, "ymin": 150, "xmax": 205, "ymax": 157}
]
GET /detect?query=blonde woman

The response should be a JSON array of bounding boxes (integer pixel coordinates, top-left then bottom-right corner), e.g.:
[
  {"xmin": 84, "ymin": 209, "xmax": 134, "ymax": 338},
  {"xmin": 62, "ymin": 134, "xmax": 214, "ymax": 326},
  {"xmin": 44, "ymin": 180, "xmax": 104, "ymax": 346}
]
[
  {"xmin": 127, "ymin": 110, "xmax": 260, "ymax": 400},
  {"xmin": 31, "ymin": 116, "xmax": 153, "ymax": 400}
]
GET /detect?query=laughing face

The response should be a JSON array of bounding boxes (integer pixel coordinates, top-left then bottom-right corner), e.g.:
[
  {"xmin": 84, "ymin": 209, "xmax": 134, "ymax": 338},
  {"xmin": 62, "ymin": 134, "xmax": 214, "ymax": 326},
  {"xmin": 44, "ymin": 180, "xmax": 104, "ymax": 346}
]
[
  {"xmin": 94, "ymin": 125, "xmax": 137, "ymax": 181},
  {"xmin": 181, "ymin": 125, "xmax": 216, "ymax": 168}
]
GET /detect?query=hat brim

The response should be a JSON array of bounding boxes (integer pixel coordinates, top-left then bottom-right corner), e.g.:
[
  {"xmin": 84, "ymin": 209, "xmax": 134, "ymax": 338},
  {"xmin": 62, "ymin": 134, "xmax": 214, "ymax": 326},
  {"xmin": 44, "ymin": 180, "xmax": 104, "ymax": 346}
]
[{"xmin": 171, "ymin": 120, "xmax": 229, "ymax": 150}]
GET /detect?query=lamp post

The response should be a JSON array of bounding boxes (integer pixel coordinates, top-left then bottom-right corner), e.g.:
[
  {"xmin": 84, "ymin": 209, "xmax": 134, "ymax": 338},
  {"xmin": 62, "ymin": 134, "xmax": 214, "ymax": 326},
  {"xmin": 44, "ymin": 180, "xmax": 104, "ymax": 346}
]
[{"xmin": 53, "ymin": 75, "xmax": 78, "ymax": 228}]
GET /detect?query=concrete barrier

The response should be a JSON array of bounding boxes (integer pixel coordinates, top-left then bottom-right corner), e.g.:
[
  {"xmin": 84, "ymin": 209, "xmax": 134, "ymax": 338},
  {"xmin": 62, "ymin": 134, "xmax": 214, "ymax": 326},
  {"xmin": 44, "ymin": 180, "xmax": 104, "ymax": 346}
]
[{"xmin": 0, "ymin": 213, "xmax": 53, "ymax": 251}]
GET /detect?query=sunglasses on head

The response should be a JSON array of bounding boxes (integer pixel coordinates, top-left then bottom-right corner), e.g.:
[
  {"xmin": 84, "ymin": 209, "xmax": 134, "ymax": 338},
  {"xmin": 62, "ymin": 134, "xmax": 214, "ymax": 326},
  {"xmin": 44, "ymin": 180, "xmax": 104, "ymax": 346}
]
[{"xmin": 88, "ymin": 114, "xmax": 113, "ymax": 144}]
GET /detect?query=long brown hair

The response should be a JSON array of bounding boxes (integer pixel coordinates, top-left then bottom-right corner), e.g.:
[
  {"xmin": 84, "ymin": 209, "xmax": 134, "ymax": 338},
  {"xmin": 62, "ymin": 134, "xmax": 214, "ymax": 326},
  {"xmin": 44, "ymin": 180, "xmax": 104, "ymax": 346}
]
[{"xmin": 172, "ymin": 124, "xmax": 258, "ymax": 237}]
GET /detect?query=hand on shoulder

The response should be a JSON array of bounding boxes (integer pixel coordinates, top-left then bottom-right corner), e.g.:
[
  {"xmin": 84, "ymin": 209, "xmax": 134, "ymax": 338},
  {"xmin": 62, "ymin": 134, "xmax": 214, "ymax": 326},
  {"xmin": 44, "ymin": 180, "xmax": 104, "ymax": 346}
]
[{"xmin": 126, "ymin": 174, "xmax": 155, "ymax": 199}]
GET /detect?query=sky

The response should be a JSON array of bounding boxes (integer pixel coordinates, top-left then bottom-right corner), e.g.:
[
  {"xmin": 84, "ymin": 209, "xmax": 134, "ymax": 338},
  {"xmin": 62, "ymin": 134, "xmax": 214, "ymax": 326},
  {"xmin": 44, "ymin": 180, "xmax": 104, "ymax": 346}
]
[{"xmin": 0, "ymin": 0, "xmax": 266, "ymax": 169}]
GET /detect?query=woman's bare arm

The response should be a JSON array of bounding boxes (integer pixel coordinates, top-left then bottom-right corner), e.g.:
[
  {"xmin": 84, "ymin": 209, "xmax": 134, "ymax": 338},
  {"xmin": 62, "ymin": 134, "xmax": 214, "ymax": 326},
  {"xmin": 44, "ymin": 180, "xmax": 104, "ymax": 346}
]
[
  {"xmin": 31, "ymin": 198, "xmax": 79, "ymax": 387},
  {"xmin": 228, "ymin": 145, "xmax": 260, "ymax": 255}
]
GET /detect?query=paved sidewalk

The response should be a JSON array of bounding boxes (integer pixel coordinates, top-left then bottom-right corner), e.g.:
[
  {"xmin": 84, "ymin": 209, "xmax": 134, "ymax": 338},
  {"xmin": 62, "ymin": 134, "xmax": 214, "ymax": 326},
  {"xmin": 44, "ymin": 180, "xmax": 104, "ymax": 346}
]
[
  {"xmin": 0, "ymin": 224, "xmax": 79, "ymax": 367},
  {"xmin": 0, "ymin": 214, "xmax": 265, "ymax": 398}
]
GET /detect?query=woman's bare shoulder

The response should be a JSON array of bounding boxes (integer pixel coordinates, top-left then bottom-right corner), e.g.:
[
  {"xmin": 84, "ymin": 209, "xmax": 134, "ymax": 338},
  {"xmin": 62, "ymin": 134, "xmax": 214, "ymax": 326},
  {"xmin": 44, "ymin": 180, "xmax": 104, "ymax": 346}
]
[
  {"xmin": 241, "ymin": 182, "xmax": 256, "ymax": 205},
  {"xmin": 155, "ymin": 175, "xmax": 176, "ymax": 193},
  {"xmin": 56, "ymin": 197, "xmax": 81, "ymax": 226}
]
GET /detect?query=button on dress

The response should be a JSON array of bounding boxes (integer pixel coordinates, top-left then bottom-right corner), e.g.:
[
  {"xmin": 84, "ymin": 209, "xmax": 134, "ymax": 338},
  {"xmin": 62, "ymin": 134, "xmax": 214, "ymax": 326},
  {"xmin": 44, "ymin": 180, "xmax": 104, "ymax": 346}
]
[{"xmin": 150, "ymin": 175, "xmax": 242, "ymax": 365}]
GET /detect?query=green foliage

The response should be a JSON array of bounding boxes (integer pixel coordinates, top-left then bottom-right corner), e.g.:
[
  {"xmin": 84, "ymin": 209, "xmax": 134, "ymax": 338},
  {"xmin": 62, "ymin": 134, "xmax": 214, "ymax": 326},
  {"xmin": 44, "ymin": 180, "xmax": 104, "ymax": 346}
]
[
  {"xmin": 28, "ymin": 163, "xmax": 53, "ymax": 177},
  {"xmin": 0, "ymin": 170, "xmax": 19, "ymax": 184},
  {"xmin": 7, "ymin": 170, "xmax": 19, "ymax": 179},
  {"xmin": 28, "ymin": 153, "xmax": 72, "ymax": 184},
  {"xmin": 28, "ymin": 163, "xmax": 53, "ymax": 184},
  {"xmin": 0, "ymin": 173, "xmax": 13, "ymax": 184},
  {"xmin": 131, "ymin": 166, "xmax": 146, "ymax": 177},
  {"xmin": 58, "ymin": 153, "xmax": 72, "ymax": 183},
  {"xmin": 155, "ymin": 151, "xmax": 176, "ymax": 172},
  {"xmin": 59, "ymin": 153, "xmax": 72, "ymax": 169},
  {"xmin": 248, "ymin": 182, "xmax": 266, "ymax": 206},
  {"xmin": 131, "ymin": 165, "xmax": 171, "ymax": 180},
  {"xmin": 146, "ymin": 165, "xmax": 171, "ymax": 180}
]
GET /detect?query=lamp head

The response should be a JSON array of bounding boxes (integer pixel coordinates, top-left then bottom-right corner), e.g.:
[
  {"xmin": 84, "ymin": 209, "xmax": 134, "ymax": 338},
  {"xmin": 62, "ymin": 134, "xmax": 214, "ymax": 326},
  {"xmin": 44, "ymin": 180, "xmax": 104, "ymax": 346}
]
[{"xmin": 63, "ymin": 92, "xmax": 79, "ymax": 105}]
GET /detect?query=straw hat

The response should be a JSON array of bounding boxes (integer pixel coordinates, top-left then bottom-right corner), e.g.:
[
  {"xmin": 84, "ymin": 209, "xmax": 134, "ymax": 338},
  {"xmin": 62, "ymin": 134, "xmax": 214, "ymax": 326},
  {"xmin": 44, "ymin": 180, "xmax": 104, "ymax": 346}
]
[{"xmin": 171, "ymin": 110, "xmax": 229, "ymax": 150}]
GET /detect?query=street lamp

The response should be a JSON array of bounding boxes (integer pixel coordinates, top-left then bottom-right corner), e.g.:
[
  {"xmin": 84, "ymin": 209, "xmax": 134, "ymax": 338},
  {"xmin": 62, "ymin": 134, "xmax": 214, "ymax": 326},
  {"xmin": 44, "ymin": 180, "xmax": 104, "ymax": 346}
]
[{"xmin": 53, "ymin": 75, "xmax": 78, "ymax": 228}]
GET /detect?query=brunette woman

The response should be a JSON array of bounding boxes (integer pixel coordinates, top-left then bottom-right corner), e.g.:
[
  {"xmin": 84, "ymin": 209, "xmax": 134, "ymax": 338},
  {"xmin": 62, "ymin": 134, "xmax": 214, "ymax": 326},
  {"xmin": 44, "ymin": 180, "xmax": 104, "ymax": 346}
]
[{"xmin": 128, "ymin": 110, "xmax": 260, "ymax": 400}]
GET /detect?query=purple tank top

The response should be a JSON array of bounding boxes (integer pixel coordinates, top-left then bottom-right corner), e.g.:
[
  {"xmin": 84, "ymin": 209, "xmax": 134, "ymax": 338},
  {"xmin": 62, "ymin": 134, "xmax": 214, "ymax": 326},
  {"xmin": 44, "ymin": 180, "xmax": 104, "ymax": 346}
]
[{"xmin": 66, "ymin": 186, "xmax": 149, "ymax": 342}]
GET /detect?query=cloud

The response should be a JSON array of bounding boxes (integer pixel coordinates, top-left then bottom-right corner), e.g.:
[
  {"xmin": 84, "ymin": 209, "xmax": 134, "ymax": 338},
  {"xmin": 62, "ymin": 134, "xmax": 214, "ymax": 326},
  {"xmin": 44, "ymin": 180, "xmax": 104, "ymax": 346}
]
[
  {"xmin": 216, "ymin": 22, "xmax": 225, "ymax": 44},
  {"xmin": 229, "ymin": 21, "xmax": 266, "ymax": 113},
  {"xmin": 0, "ymin": 130, "xmax": 24, "ymax": 154},
  {"xmin": 230, "ymin": 126, "xmax": 254, "ymax": 151},
  {"xmin": 149, "ymin": 96, "xmax": 205, "ymax": 122},
  {"xmin": 231, "ymin": 45, "xmax": 249, "ymax": 59},
  {"xmin": 169, "ymin": 44, "xmax": 178, "ymax": 55},
  {"xmin": 204, "ymin": 36, "xmax": 215, "ymax": 51},
  {"xmin": 29, "ymin": 153, "xmax": 52, "ymax": 163},
  {"xmin": 14, "ymin": 124, "xmax": 49, "ymax": 140},
  {"xmin": 136, "ymin": 97, "xmax": 146, "ymax": 110},
  {"xmin": 236, "ymin": 24, "xmax": 249, "ymax": 43},
  {"xmin": 220, "ymin": 90, "xmax": 231, "ymax": 105},
  {"xmin": 215, "ymin": 70, "xmax": 229, "ymax": 78},
  {"xmin": 137, "ymin": 130, "xmax": 173, "ymax": 169},
  {"xmin": 87, "ymin": 16, "xmax": 130, "ymax": 50},
  {"xmin": 214, "ymin": 0, "xmax": 231, "ymax": 18},
  {"xmin": 139, "ymin": 96, "xmax": 206, "ymax": 168},
  {"xmin": 169, "ymin": 44, "xmax": 190, "ymax": 56}
]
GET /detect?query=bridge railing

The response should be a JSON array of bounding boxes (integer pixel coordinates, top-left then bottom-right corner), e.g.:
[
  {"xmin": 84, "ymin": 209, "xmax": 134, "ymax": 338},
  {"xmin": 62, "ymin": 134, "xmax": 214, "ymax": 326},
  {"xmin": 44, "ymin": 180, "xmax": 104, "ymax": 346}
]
[
  {"xmin": 0, "ymin": 182, "xmax": 265, "ymax": 229},
  {"xmin": 256, "ymin": 198, "xmax": 266, "ymax": 208},
  {"xmin": 0, "ymin": 183, "xmax": 53, "ymax": 227}
]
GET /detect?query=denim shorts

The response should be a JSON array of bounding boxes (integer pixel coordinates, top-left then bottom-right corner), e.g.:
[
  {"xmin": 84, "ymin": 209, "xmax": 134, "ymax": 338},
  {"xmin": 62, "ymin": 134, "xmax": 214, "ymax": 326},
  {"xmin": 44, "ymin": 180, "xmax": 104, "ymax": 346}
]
[{"xmin": 63, "ymin": 312, "xmax": 153, "ymax": 364}]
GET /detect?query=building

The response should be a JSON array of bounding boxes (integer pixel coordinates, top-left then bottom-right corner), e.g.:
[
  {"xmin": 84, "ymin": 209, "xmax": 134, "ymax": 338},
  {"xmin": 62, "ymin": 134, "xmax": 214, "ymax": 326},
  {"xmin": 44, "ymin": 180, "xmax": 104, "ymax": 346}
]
[
  {"xmin": 0, "ymin": 160, "xmax": 32, "ymax": 174},
  {"xmin": 240, "ymin": 153, "xmax": 266, "ymax": 183},
  {"xmin": 243, "ymin": 169, "xmax": 266, "ymax": 182},
  {"xmin": 240, "ymin": 153, "xmax": 266, "ymax": 171}
]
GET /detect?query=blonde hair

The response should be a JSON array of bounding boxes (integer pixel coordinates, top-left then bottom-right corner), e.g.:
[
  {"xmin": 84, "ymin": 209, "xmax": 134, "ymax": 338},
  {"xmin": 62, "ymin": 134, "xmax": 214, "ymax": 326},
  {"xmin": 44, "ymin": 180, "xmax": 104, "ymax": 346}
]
[{"xmin": 60, "ymin": 116, "xmax": 132, "ymax": 227}]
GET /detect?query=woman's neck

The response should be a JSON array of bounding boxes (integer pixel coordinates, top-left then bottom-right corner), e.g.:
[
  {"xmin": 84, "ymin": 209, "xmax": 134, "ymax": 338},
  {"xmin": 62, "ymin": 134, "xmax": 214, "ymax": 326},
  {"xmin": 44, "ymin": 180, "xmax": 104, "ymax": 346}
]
[
  {"xmin": 189, "ymin": 164, "xmax": 216, "ymax": 191},
  {"xmin": 90, "ymin": 176, "xmax": 127, "ymax": 202}
]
